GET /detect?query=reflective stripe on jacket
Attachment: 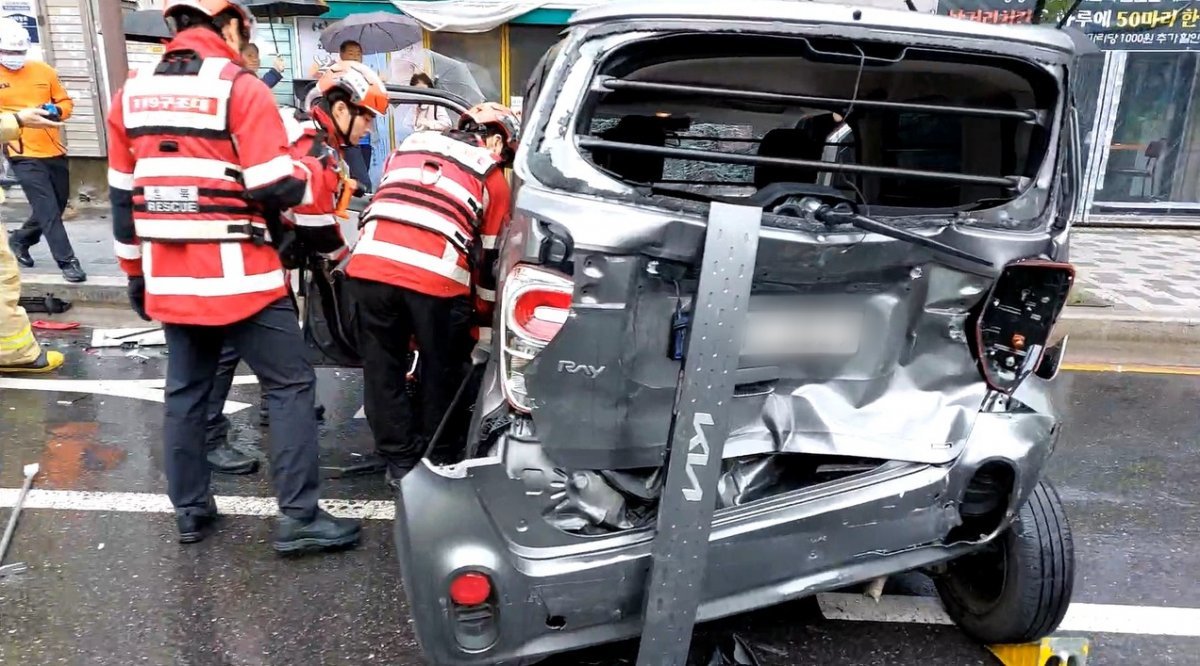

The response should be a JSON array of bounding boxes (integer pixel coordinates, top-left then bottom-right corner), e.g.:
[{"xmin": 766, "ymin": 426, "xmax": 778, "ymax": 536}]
[
  {"xmin": 347, "ymin": 131, "xmax": 494, "ymax": 295},
  {"xmin": 106, "ymin": 27, "xmax": 337, "ymax": 326},
  {"xmin": 121, "ymin": 56, "xmax": 271, "ymax": 244}
]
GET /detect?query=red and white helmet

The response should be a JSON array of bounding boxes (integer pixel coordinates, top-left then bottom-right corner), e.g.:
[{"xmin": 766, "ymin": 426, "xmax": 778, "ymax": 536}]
[
  {"xmin": 162, "ymin": 0, "xmax": 254, "ymax": 37},
  {"xmin": 316, "ymin": 60, "xmax": 389, "ymax": 116},
  {"xmin": 458, "ymin": 102, "xmax": 520, "ymax": 155}
]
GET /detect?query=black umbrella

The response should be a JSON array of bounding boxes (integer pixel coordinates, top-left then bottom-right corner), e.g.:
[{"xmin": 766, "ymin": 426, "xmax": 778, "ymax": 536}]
[
  {"xmin": 241, "ymin": 0, "xmax": 331, "ymax": 18},
  {"xmin": 123, "ymin": 9, "xmax": 171, "ymax": 43},
  {"xmin": 241, "ymin": 0, "xmax": 330, "ymax": 51}
]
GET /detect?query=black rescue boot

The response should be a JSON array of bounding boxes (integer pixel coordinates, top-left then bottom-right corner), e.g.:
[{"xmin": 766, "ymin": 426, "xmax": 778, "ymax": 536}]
[
  {"xmin": 60, "ymin": 257, "xmax": 87, "ymax": 283},
  {"xmin": 273, "ymin": 509, "xmax": 361, "ymax": 554},
  {"xmin": 8, "ymin": 233, "xmax": 32, "ymax": 268},
  {"xmin": 176, "ymin": 496, "xmax": 220, "ymax": 544},
  {"xmin": 206, "ymin": 443, "xmax": 259, "ymax": 475},
  {"xmin": 384, "ymin": 462, "xmax": 408, "ymax": 491}
]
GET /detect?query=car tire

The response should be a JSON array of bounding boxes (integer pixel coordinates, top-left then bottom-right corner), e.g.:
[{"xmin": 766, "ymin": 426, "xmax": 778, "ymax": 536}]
[{"xmin": 935, "ymin": 478, "xmax": 1074, "ymax": 644}]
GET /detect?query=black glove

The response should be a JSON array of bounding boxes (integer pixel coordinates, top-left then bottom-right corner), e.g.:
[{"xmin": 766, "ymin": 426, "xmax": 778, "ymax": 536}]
[
  {"xmin": 276, "ymin": 229, "xmax": 304, "ymax": 270},
  {"xmin": 308, "ymin": 136, "xmax": 339, "ymax": 169},
  {"xmin": 128, "ymin": 276, "xmax": 150, "ymax": 322}
]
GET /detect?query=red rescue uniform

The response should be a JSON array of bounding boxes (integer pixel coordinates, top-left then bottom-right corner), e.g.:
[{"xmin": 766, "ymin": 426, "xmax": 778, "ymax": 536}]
[
  {"xmin": 345, "ymin": 130, "xmax": 512, "ymax": 340},
  {"xmin": 275, "ymin": 104, "xmax": 349, "ymax": 260},
  {"xmin": 106, "ymin": 27, "xmax": 339, "ymax": 326},
  {"xmin": 344, "ymin": 130, "xmax": 513, "ymax": 477}
]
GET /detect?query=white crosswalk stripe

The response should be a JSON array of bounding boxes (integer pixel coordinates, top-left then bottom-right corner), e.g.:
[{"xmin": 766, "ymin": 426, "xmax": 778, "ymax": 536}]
[
  {"xmin": 0, "ymin": 489, "xmax": 394, "ymax": 521},
  {"xmin": 3, "ymin": 489, "xmax": 1199, "ymax": 637},
  {"xmin": 817, "ymin": 592, "xmax": 1200, "ymax": 638}
]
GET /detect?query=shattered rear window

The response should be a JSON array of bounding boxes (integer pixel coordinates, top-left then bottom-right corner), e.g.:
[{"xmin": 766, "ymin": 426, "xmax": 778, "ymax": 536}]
[
  {"xmin": 569, "ymin": 33, "xmax": 1060, "ymax": 215},
  {"xmin": 591, "ymin": 116, "xmax": 762, "ymax": 197}
]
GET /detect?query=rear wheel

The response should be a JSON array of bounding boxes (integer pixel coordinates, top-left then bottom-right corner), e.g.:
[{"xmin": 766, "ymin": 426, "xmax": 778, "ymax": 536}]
[{"xmin": 935, "ymin": 479, "xmax": 1074, "ymax": 644}]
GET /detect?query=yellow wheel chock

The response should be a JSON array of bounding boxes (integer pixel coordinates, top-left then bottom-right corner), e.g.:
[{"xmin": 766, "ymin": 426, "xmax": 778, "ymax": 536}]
[{"xmin": 988, "ymin": 637, "xmax": 1090, "ymax": 666}]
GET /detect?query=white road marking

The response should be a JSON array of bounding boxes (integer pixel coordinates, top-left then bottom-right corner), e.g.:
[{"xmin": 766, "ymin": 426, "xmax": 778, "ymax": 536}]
[
  {"xmin": 817, "ymin": 592, "xmax": 1200, "ymax": 638},
  {"xmin": 0, "ymin": 488, "xmax": 395, "ymax": 520},
  {"xmin": 0, "ymin": 375, "xmax": 259, "ymax": 414},
  {"xmin": 1, "ymin": 374, "xmax": 370, "ymax": 418},
  {"xmin": 3, "ymin": 490, "xmax": 1198, "ymax": 639}
]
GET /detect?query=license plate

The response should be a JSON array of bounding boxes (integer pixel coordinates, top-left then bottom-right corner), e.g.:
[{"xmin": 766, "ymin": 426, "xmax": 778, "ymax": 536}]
[{"xmin": 741, "ymin": 310, "xmax": 863, "ymax": 356}]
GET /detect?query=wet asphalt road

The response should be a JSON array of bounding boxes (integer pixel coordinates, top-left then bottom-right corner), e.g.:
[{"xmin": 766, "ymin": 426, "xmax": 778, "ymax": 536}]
[{"xmin": 1, "ymin": 329, "xmax": 1199, "ymax": 665}]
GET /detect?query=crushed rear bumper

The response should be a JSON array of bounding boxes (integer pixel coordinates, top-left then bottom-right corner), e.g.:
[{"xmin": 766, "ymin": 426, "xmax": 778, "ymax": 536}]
[{"xmin": 393, "ymin": 405, "xmax": 1059, "ymax": 665}]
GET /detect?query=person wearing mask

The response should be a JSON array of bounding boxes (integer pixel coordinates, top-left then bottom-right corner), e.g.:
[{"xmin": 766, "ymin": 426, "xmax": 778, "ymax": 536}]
[
  {"xmin": 345, "ymin": 102, "xmax": 519, "ymax": 484},
  {"xmin": 241, "ymin": 42, "xmax": 286, "ymax": 89},
  {"xmin": 0, "ymin": 18, "xmax": 85, "ymax": 283},
  {"xmin": 410, "ymin": 72, "xmax": 453, "ymax": 132},
  {"xmin": 202, "ymin": 60, "xmax": 387, "ymax": 476},
  {"xmin": 336, "ymin": 40, "xmax": 374, "ymax": 192},
  {"xmin": 106, "ymin": 0, "xmax": 362, "ymax": 552},
  {"xmin": 1, "ymin": 105, "xmax": 67, "ymax": 374}
]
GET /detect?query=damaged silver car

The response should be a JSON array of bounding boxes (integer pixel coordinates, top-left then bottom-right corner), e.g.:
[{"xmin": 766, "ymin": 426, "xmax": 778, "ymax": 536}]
[{"xmin": 391, "ymin": 2, "xmax": 1085, "ymax": 663}]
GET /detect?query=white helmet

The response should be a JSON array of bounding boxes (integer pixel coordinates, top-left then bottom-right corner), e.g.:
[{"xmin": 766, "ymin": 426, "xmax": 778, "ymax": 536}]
[{"xmin": 0, "ymin": 17, "xmax": 30, "ymax": 53}]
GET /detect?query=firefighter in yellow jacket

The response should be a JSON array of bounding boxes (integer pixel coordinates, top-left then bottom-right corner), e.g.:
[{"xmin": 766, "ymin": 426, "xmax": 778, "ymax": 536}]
[{"xmin": 0, "ymin": 106, "xmax": 66, "ymax": 373}]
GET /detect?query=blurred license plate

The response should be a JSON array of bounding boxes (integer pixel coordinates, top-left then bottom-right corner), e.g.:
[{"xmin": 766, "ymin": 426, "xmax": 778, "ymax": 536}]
[{"xmin": 741, "ymin": 310, "xmax": 863, "ymax": 356}]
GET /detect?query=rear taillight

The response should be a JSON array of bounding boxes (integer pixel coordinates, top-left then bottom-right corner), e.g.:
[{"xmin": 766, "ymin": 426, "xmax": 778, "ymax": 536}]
[
  {"xmin": 449, "ymin": 572, "xmax": 492, "ymax": 606},
  {"xmin": 500, "ymin": 264, "xmax": 574, "ymax": 412},
  {"xmin": 448, "ymin": 571, "xmax": 498, "ymax": 651},
  {"xmin": 973, "ymin": 260, "xmax": 1074, "ymax": 394}
]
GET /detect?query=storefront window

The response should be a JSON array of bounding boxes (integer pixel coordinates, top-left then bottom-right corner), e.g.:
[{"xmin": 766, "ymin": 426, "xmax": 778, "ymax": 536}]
[
  {"xmin": 509, "ymin": 25, "xmax": 563, "ymax": 107},
  {"xmin": 255, "ymin": 23, "xmax": 297, "ymax": 107},
  {"xmin": 1094, "ymin": 52, "xmax": 1200, "ymax": 210},
  {"xmin": 428, "ymin": 29, "xmax": 503, "ymax": 105}
]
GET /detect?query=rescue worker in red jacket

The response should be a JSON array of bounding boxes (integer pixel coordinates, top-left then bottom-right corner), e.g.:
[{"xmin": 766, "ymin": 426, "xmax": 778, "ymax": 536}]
[
  {"xmin": 201, "ymin": 61, "xmax": 389, "ymax": 476},
  {"xmin": 345, "ymin": 102, "xmax": 519, "ymax": 483},
  {"xmin": 106, "ymin": 0, "xmax": 362, "ymax": 552}
]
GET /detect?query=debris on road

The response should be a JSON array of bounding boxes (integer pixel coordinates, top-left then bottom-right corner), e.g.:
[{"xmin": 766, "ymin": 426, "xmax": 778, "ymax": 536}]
[
  {"xmin": 88, "ymin": 327, "xmax": 165, "ymax": 349},
  {"xmin": 700, "ymin": 635, "xmax": 762, "ymax": 666},
  {"xmin": 31, "ymin": 320, "xmax": 80, "ymax": 331},
  {"xmin": 18, "ymin": 294, "xmax": 72, "ymax": 315}
]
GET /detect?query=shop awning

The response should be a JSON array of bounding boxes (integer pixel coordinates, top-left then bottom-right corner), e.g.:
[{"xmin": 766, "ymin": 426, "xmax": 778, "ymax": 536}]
[{"xmin": 391, "ymin": 0, "xmax": 594, "ymax": 32}]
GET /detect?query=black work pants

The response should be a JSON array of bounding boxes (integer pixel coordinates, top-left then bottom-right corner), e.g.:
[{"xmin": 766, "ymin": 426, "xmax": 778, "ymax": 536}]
[
  {"xmin": 205, "ymin": 340, "xmax": 325, "ymax": 448},
  {"xmin": 348, "ymin": 278, "xmax": 473, "ymax": 474},
  {"xmin": 164, "ymin": 298, "xmax": 320, "ymax": 520},
  {"xmin": 203, "ymin": 343, "xmax": 243, "ymax": 450},
  {"xmin": 8, "ymin": 156, "xmax": 75, "ymax": 264}
]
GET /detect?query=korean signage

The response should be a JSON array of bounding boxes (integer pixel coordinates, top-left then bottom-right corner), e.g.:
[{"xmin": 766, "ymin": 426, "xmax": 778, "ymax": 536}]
[
  {"xmin": 938, "ymin": 0, "xmax": 1037, "ymax": 25},
  {"xmin": 1062, "ymin": 0, "xmax": 1200, "ymax": 50},
  {"xmin": 295, "ymin": 17, "xmax": 337, "ymax": 78}
]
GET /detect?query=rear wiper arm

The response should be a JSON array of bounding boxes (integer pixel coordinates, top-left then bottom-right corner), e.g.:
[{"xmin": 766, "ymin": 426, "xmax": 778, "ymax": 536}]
[{"xmin": 815, "ymin": 204, "xmax": 993, "ymax": 268}]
